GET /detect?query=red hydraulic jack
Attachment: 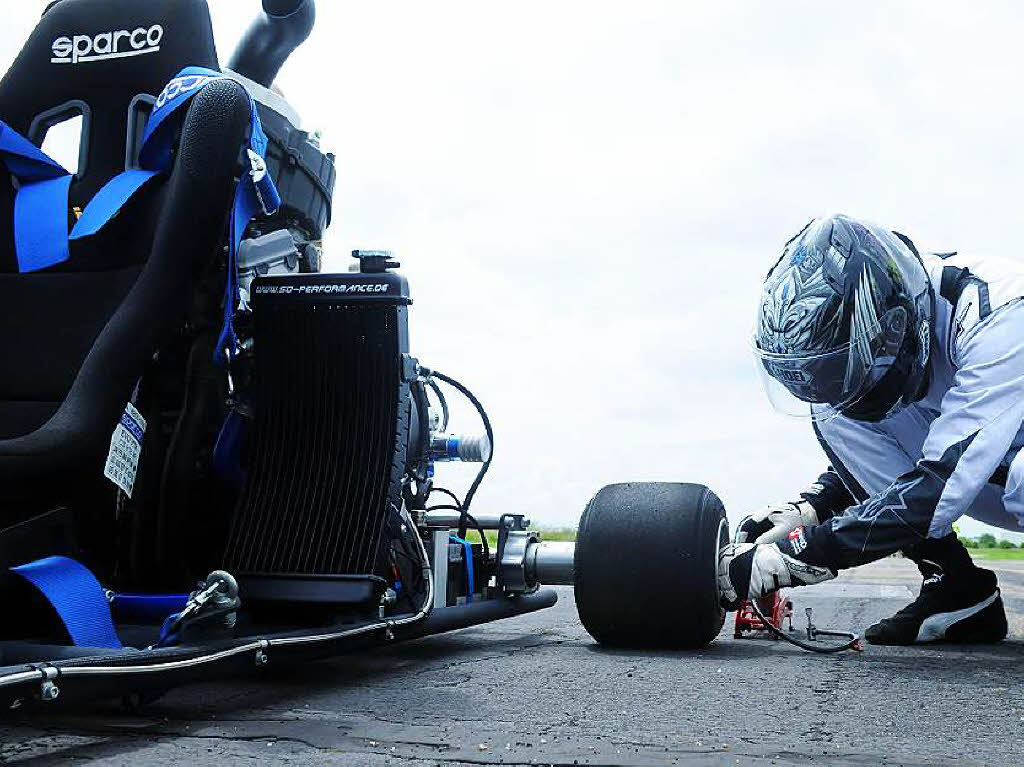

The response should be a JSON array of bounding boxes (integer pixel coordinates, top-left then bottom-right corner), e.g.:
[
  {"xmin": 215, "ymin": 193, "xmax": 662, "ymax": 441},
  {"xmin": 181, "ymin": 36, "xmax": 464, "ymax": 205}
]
[{"xmin": 734, "ymin": 591, "xmax": 793, "ymax": 639}]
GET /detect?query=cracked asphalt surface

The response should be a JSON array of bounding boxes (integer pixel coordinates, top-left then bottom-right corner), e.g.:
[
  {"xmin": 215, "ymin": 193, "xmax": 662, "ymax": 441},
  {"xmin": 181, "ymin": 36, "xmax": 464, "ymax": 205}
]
[{"xmin": 2, "ymin": 558, "xmax": 1023, "ymax": 766}]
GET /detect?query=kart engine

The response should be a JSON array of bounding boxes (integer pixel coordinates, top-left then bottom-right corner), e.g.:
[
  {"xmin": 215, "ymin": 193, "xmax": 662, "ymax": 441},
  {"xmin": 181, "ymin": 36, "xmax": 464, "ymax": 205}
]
[{"xmin": 203, "ymin": 91, "xmax": 495, "ymax": 614}]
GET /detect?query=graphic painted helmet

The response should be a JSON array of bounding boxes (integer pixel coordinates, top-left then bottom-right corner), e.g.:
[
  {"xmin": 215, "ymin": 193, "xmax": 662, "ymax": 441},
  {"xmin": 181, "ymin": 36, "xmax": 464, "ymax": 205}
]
[{"xmin": 754, "ymin": 214, "xmax": 933, "ymax": 422}]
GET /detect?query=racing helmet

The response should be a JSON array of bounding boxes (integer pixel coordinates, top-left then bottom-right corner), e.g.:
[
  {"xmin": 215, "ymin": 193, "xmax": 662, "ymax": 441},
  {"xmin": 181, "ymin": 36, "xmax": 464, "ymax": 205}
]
[{"xmin": 753, "ymin": 214, "xmax": 933, "ymax": 422}]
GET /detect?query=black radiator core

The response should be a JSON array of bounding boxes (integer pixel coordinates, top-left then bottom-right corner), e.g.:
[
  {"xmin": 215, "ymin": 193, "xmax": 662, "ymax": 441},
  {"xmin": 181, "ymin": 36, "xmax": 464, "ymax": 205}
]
[{"xmin": 225, "ymin": 273, "xmax": 412, "ymax": 587}]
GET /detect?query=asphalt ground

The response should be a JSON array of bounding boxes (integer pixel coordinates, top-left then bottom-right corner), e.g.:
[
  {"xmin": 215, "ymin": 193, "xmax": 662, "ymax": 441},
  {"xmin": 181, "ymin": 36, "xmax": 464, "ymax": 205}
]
[{"xmin": 2, "ymin": 558, "xmax": 1023, "ymax": 767}]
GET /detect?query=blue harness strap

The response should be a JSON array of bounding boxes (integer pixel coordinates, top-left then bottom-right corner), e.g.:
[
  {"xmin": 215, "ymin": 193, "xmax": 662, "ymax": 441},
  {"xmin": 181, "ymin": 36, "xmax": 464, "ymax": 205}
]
[
  {"xmin": 14, "ymin": 175, "xmax": 72, "ymax": 272},
  {"xmin": 11, "ymin": 555, "xmax": 122, "ymax": 648},
  {"xmin": 1, "ymin": 68, "xmax": 280, "ymax": 362},
  {"xmin": 0, "ymin": 122, "xmax": 66, "ymax": 179},
  {"xmin": 109, "ymin": 592, "xmax": 189, "ymax": 623},
  {"xmin": 0, "ymin": 121, "xmax": 73, "ymax": 272},
  {"xmin": 70, "ymin": 168, "xmax": 162, "ymax": 239},
  {"xmin": 127, "ymin": 66, "xmax": 281, "ymax": 362},
  {"xmin": 10, "ymin": 557, "xmax": 194, "ymax": 648}
]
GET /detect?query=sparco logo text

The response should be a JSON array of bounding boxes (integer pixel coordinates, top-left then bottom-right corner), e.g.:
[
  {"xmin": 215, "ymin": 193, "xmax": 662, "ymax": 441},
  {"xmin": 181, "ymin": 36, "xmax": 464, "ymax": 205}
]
[{"xmin": 51, "ymin": 25, "xmax": 164, "ymax": 65}]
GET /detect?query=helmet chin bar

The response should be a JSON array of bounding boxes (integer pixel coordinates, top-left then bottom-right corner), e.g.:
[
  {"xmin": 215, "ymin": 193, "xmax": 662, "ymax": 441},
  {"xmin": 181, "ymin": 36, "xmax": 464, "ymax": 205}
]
[{"xmin": 840, "ymin": 355, "xmax": 930, "ymax": 423}]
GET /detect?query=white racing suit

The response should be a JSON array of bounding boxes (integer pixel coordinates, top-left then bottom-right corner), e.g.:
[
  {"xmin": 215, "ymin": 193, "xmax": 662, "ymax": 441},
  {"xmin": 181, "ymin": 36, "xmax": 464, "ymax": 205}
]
[{"xmin": 780, "ymin": 252, "xmax": 1024, "ymax": 570}]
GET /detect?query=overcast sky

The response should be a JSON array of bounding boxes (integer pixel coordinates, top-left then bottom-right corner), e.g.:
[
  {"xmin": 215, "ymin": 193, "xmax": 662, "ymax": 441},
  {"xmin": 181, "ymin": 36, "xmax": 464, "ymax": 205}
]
[{"xmin": 6, "ymin": 1, "xmax": 1024, "ymax": 540}]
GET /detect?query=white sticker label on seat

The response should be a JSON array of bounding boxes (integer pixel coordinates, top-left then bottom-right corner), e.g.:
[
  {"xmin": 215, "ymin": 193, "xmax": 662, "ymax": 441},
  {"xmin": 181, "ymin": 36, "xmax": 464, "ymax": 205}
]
[{"xmin": 103, "ymin": 402, "xmax": 147, "ymax": 497}]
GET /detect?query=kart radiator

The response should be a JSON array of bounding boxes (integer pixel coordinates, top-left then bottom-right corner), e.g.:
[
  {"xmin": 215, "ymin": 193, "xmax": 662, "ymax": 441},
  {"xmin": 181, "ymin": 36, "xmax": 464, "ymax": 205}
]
[{"xmin": 224, "ymin": 272, "xmax": 413, "ymax": 603}]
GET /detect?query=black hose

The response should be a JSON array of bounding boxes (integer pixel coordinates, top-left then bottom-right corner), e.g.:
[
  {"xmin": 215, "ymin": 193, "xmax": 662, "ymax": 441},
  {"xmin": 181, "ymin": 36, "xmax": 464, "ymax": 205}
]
[
  {"xmin": 155, "ymin": 330, "xmax": 222, "ymax": 587},
  {"xmin": 749, "ymin": 598, "xmax": 862, "ymax": 654},
  {"xmin": 409, "ymin": 379, "xmax": 432, "ymax": 483},
  {"xmin": 425, "ymin": 370, "xmax": 493, "ymax": 541},
  {"xmin": 425, "ymin": 504, "xmax": 491, "ymax": 563},
  {"xmin": 227, "ymin": 0, "xmax": 316, "ymax": 87},
  {"xmin": 427, "ymin": 378, "xmax": 450, "ymax": 432},
  {"xmin": 429, "ymin": 486, "xmax": 462, "ymax": 507}
]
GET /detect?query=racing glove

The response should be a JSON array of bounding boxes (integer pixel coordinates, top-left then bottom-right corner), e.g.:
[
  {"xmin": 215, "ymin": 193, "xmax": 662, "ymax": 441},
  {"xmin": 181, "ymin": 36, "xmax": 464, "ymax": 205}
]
[
  {"xmin": 718, "ymin": 541, "xmax": 835, "ymax": 609},
  {"xmin": 735, "ymin": 500, "xmax": 819, "ymax": 545},
  {"xmin": 736, "ymin": 468, "xmax": 854, "ymax": 544}
]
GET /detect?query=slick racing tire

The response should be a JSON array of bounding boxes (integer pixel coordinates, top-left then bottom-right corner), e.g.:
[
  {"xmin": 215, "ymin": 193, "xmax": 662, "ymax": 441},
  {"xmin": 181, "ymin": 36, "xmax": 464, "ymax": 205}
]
[{"xmin": 574, "ymin": 482, "xmax": 728, "ymax": 649}]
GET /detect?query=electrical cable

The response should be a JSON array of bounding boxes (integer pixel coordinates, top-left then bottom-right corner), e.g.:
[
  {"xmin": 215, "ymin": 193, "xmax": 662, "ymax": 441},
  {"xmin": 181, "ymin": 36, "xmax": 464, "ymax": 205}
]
[
  {"xmin": 426, "ymin": 378, "xmax": 450, "ymax": 432},
  {"xmin": 424, "ymin": 369, "xmax": 493, "ymax": 540},
  {"xmin": 429, "ymin": 486, "xmax": 463, "ymax": 508},
  {"xmin": 425, "ymin": 503, "xmax": 491, "ymax": 563},
  {"xmin": 428, "ymin": 487, "xmax": 492, "ymax": 565}
]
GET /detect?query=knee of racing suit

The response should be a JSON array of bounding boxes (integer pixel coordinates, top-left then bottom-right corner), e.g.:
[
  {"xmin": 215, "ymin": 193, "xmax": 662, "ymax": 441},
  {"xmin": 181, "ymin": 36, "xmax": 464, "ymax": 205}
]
[
  {"xmin": 774, "ymin": 501, "xmax": 931, "ymax": 572},
  {"xmin": 775, "ymin": 490, "xmax": 943, "ymax": 572}
]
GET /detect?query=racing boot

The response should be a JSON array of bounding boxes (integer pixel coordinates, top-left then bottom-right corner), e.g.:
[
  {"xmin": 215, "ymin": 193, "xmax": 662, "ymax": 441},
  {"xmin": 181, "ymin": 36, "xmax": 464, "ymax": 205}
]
[
  {"xmin": 865, "ymin": 535, "xmax": 1006, "ymax": 645},
  {"xmin": 718, "ymin": 541, "xmax": 836, "ymax": 610}
]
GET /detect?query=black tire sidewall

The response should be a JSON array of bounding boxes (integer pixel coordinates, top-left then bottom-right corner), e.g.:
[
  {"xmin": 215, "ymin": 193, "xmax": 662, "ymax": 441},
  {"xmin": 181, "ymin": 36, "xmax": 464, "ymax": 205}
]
[{"xmin": 574, "ymin": 482, "xmax": 727, "ymax": 649}]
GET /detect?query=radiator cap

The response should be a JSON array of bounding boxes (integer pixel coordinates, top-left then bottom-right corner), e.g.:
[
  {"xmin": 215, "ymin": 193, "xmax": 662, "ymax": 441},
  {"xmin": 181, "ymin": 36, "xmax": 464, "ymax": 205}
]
[{"xmin": 353, "ymin": 249, "xmax": 400, "ymax": 273}]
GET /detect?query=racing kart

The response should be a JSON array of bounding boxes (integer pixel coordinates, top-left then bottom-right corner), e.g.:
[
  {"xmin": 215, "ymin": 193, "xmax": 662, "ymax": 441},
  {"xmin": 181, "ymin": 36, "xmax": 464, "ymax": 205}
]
[{"xmin": 0, "ymin": 0, "xmax": 737, "ymax": 709}]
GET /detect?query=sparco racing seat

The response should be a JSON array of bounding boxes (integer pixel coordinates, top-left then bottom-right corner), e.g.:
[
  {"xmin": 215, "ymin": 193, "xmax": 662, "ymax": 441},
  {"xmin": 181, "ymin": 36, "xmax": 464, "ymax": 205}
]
[{"xmin": 0, "ymin": 0, "xmax": 266, "ymax": 561}]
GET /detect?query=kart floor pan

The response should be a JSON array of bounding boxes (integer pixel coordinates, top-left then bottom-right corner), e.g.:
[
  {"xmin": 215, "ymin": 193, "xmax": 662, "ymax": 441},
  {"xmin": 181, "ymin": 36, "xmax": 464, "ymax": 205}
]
[{"xmin": 0, "ymin": 589, "xmax": 557, "ymax": 709}]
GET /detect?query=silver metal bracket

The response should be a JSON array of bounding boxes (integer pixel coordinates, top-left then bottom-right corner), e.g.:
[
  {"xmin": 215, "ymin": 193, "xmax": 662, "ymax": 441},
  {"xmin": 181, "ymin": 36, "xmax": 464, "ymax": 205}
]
[
  {"xmin": 254, "ymin": 640, "xmax": 270, "ymax": 667},
  {"xmin": 430, "ymin": 529, "xmax": 450, "ymax": 609},
  {"xmin": 379, "ymin": 588, "xmax": 398, "ymax": 618},
  {"xmin": 39, "ymin": 666, "xmax": 59, "ymax": 702},
  {"xmin": 498, "ymin": 515, "xmax": 540, "ymax": 594}
]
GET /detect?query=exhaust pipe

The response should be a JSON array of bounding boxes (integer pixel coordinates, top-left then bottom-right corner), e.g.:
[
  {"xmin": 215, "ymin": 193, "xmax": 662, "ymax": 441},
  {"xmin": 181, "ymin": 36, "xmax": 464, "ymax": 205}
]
[{"xmin": 228, "ymin": 0, "xmax": 316, "ymax": 88}]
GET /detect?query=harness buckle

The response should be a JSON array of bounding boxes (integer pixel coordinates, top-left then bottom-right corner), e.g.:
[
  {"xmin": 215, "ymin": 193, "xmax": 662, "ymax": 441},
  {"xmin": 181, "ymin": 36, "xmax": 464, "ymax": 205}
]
[
  {"xmin": 155, "ymin": 571, "xmax": 241, "ymax": 647},
  {"xmin": 247, "ymin": 149, "xmax": 276, "ymax": 215}
]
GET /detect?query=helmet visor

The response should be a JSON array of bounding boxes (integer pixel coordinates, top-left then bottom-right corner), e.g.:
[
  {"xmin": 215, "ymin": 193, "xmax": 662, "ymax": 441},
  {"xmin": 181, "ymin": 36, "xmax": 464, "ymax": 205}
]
[{"xmin": 753, "ymin": 306, "xmax": 908, "ymax": 422}]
